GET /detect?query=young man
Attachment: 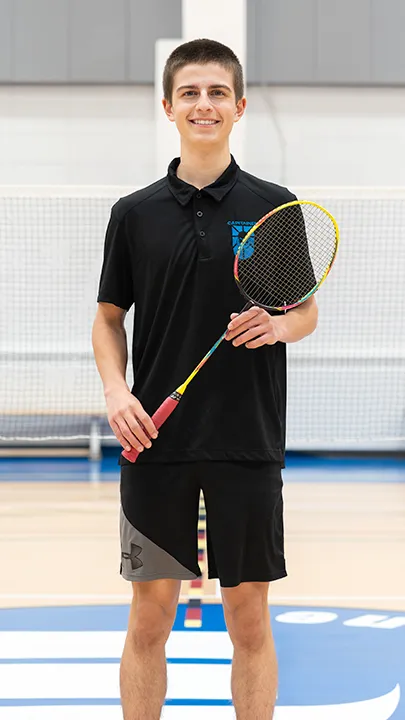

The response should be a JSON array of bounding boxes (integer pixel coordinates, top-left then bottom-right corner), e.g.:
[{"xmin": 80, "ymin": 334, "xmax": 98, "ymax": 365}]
[{"xmin": 93, "ymin": 39, "xmax": 317, "ymax": 720}]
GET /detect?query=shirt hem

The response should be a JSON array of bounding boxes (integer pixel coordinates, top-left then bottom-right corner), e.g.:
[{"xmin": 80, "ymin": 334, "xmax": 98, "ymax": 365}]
[{"xmin": 132, "ymin": 448, "xmax": 285, "ymax": 464}]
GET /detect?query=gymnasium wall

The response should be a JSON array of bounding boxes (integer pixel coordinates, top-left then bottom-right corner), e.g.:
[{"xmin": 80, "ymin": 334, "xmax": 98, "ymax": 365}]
[{"xmin": 1, "ymin": 0, "xmax": 405, "ymax": 85}]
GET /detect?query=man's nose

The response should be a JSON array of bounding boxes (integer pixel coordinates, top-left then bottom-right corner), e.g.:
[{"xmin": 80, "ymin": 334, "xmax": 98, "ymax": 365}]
[{"xmin": 195, "ymin": 90, "xmax": 213, "ymax": 112}]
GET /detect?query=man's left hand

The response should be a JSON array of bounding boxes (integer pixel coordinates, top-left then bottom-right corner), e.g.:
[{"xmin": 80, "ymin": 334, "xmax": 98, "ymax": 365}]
[{"xmin": 225, "ymin": 306, "xmax": 283, "ymax": 349}]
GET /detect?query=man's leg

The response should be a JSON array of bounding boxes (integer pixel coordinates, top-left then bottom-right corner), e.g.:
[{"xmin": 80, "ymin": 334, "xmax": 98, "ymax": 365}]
[
  {"xmin": 222, "ymin": 582, "xmax": 277, "ymax": 719},
  {"xmin": 120, "ymin": 578, "xmax": 181, "ymax": 720},
  {"xmin": 119, "ymin": 460, "xmax": 201, "ymax": 718},
  {"xmin": 201, "ymin": 460, "xmax": 286, "ymax": 718}
]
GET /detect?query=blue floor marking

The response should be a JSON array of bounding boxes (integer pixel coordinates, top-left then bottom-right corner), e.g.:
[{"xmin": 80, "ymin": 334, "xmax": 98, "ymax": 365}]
[
  {"xmin": 0, "ymin": 452, "xmax": 404, "ymax": 482},
  {"xmin": 0, "ymin": 603, "xmax": 403, "ymax": 712}
]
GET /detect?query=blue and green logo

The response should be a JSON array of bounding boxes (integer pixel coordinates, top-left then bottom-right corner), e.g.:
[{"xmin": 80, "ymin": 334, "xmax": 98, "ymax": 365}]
[{"xmin": 228, "ymin": 221, "xmax": 255, "ymax": 259}]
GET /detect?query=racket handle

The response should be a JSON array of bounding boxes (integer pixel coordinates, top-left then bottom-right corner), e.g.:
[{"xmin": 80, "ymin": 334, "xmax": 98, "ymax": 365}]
[{"xmin": 121, "ymin": 392, "xmax": 181, "ymax": 463}]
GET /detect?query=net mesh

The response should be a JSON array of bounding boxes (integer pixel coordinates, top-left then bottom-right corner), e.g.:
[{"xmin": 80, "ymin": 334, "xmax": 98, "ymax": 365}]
[{"xmin": 0, "ymin": 187, "xmax": 404, "ymax": 450}]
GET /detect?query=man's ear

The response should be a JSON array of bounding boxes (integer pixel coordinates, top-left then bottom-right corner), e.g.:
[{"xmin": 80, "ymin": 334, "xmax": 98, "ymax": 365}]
[
  {"xmin": 162, "ymin": 98, "xmax": 175, "ymax": 122},
  {"xmin": 234, "ymin": 96, "xmax": 247, "ymax": 123}
]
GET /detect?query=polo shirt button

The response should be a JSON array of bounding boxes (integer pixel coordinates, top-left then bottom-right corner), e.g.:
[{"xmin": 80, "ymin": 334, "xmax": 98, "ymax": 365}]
[
  {"xmin": 200, "ymin": 230, "xmax": 205, "ymax": 237},
  {"xmin": 197, "ymin": 211, "xmax": 203, "ymax": 217},
  {"xmin": 196, "ymin": 193, "xmax": 202, "ymax": 198}
]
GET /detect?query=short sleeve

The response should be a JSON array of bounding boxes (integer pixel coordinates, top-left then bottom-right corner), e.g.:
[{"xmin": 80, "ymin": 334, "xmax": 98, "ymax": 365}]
[{"xmin": 97, "ymin": 207, "xmax": 134, "ymax": 311}]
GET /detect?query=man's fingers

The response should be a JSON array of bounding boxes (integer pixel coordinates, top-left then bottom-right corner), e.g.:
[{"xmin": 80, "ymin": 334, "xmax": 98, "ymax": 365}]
[
  {"xmin": 135, "ymin": 410, "xmax": 158, "ymax": 440},
  {"xmin": 125, "ymin": 414, "xmax": 154, "ymax": 449},
  {"xmin": 246, "ymin": 334, "xmax": 276, "ymax": 349},
  {"xmin": 107, "ymin": 393, "xmax": 158, "ymax": 453},
  {"xmin": 227, "ymin": 318, "xmax": 263, "ymax": 342},
  {"xmin": 120, "ymin": 418, "xmax": 149, "ymax": 452},
  {"xmin": 227, "ymin": 307, "xmax": 262, "ymax": 334},
  {"xmin": 232, "ymin": 326, "xmax": 266, "ymax": 347},
  {"xmin": 111, "ymin": 420, "xmax": 143, "ymax": 454},
  {"xmin": 229, "ymin": 306, "xmax": 260, "ymax": 324}
]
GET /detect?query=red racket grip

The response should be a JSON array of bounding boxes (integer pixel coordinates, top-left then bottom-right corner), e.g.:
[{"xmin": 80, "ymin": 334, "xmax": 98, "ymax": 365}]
[{"xmin": 121, "ymin": 392, "xmax": 181, "ymax": 463}]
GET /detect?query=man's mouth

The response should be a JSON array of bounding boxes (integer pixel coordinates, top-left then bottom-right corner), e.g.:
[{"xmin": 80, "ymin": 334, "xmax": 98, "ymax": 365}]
[{"xmin": 189, "ymin": 119, "xmax": 220, "ymax": 125}]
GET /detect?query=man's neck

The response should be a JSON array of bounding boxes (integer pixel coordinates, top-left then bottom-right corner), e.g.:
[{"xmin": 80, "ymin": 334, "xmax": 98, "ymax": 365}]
[{"xmin": 176, "ymin": 144, "xmax": 232, "ymax": 190}]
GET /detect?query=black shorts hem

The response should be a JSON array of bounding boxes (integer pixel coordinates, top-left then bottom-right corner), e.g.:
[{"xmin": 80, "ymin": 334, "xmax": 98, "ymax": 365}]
[
  {"xmin": 121, "ymin": 571, "xmax": 201, "ymax": 582},
  {"xmin": 212, "ymin": 569, "xmax": 288, "ymax": 588}
]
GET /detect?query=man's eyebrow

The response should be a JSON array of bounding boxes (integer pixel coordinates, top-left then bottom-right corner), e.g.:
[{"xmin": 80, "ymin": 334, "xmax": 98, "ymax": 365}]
[{"xmin": 175, "ymin": 84, "xmax": 232, "ymax": 93}]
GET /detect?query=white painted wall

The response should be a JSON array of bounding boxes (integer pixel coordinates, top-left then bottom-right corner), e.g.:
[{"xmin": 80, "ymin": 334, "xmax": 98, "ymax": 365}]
[
  {"xmin": 180, "ymin": 0, "xmax": 247, "ymax": 168},
  {"xmin": 2, "ymin": 85, "xmax": 405, "ymax": 188}
]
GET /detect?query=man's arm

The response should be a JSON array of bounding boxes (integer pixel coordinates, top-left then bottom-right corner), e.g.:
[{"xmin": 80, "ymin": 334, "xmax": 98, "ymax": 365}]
[
  {"xmin": 92, "ymin": 303, "xmax": 158, "ymax": 453},
  {"xmin": 276, "ymin": 296, "xmax": 318, "ymax": 344},
  {"xmin": 92, "ymin": 303, "xmax": 130, "ymax": 395},
  {"xmin": 225, "ymin": 296, "xmax": 318, "ymax": 348}
]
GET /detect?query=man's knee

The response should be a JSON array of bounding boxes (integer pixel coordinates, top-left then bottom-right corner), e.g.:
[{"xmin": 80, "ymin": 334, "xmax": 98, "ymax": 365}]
[
  {"xmin": 126, "ymin": 579, "xmax": 181, "ymax": 650},
  {"xmin": 222, "ymin": 582, "xmax": 270, "ymax": 652}
]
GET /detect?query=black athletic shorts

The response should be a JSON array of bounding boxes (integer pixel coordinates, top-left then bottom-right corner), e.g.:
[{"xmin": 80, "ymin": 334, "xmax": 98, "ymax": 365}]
[{"xmin": 119, "ymin": 458, "xmax": 287, "ymax": 588}]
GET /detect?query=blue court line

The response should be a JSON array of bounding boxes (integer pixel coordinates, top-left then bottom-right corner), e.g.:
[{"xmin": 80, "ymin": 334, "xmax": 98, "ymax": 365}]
[
  {"xmin": 0, "ymin": 699, "xmax": 232, "ymax": 707},
  {"xmin": 0, "ymin": 454, "xmax": 404, "ymax": 483},
  {"xmin": 285, "ymin": 454, "xmax": 405, "ymax": 471},
  {"xmin": 0, "ymin": 658, "xmax": 231, "ymax": 665},
  {"xmin": 0, "ymin": 700, "xmax": 121, "ymax": 706}
]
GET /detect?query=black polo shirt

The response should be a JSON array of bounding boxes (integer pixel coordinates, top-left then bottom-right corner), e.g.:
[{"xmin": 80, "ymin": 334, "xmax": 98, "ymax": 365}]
[{"xmin": 97, "ymin": 156, "xmax": 296, "ymax": 464}]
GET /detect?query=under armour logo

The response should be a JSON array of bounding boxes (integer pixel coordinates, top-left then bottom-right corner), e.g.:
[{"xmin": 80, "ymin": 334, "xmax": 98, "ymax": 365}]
[{"xmin": 121, "ymin": 543, "xmax": 143, "ymax": 570}]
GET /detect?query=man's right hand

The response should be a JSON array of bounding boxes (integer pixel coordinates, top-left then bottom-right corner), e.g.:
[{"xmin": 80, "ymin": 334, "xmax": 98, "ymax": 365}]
[{"xmin": 105, "ymin": 387, "xmax": 158, "ymax": 454}]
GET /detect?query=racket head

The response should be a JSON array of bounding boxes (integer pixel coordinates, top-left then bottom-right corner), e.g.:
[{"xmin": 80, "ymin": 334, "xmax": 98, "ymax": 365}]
[{"xmin": 233, "ymin": 200, "xmax": 339, "ymax": 312}]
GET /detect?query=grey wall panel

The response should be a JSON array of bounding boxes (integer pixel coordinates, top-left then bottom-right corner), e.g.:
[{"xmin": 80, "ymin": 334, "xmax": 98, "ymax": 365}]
[
  {"xmin": 372, "ymin": 0, "xmax": 405, "ymax": 83},
  {"xmin": 246, "ymin": 0, "xmax": 260, "ymax": 84},
  {"xmin": 317, "ymin": 0, "xmax": 372, "ymax": 83},
  {"xmin": 0, "ymin": 0, "xmax": 13, "ymax": 81},
  {"xmin": 69, "ymin": 0, "xmax": 126, "ymax": 82},
  {"xmin": 128, "ymin": 0, "xmax": 181, "ymax": 83},
  {"xmin": 13, "ymin": 0, "xmax": 69, "ymax": 81},
  {"xmin": 256, "ymin": 0, "xmax": 317, "ymax": 83}
]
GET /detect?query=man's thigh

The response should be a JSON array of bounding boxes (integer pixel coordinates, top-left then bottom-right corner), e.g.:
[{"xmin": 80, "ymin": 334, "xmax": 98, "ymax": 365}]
[
  {"xmin": 119, "ymin": 460, "xmax": 202, "ymax": 582},
  {"xmin": 200, "ymin": 461, "xmax": 287, "ymax": 588}
]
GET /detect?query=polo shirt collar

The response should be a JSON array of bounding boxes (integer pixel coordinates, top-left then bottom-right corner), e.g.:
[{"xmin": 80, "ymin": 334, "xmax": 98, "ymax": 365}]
[{"xmin": 167, "ymin": 155, "xmax": 239, "ymax": 206}]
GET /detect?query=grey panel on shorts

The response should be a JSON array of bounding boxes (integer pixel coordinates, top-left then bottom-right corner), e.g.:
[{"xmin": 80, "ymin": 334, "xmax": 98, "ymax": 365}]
[{"xmin": 120, "ymin": 507, "xmax": 198, "ymax": 582}]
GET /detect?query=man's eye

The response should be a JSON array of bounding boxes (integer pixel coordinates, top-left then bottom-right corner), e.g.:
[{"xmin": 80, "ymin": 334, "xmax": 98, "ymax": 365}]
[
  {"xmin": 212, "ymin": 90, "xmax": 225, "ymax": 96},
  {"xmin": 184, "ymin": 91, "xmax": 197, "ymax": 96}
]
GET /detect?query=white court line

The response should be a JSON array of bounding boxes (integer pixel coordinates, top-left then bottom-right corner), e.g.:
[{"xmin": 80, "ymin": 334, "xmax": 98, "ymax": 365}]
[
  {"xmin": 0, "ymin": 687, "xmax": 400, "ymax": 720},
  {"xmin": 0, "ymin": 630, "xmax": 233, "ymax": 660},
  {"xmin": 0, "ymin": 708, "xmax": 234, "ymax": 720},
  {"xmin": 0, "ymin": 535, "xmax": 118, "ymax": 541},
  {"xmin": 0, "ymin": 474, "xmax": 119, "ymax": 483},
  {"xmin": 270, "ymin": 596, "xmax": 405, "ymax": 602},
  {"xmin": 0, "ymin": 595, "xmax": 131, "ymax": 602},
  {"xmin": 0, "ymin": 663, "xmax": 232, "ymax": 700}
]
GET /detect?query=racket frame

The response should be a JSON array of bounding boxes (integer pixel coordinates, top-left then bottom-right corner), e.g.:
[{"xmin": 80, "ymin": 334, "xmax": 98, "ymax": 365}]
[{"xmin": 233, "ymin": 200, "xmax": 340, "ymax": 312}]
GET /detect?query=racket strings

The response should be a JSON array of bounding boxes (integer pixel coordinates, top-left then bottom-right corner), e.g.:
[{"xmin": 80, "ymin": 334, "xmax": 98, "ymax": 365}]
[{"xmin": 237, "ymin": 204, "xmax": 337, "ymax": 309}]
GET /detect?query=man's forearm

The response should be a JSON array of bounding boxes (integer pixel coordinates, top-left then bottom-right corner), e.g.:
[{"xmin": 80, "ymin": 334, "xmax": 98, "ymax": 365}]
[
  {"xmin": 92, "ymin": 316, "xmax": 130, "ymax": 396},
  {"xmin": 276, "ymin": 299, "xmax": 318, "ymax": 344}
]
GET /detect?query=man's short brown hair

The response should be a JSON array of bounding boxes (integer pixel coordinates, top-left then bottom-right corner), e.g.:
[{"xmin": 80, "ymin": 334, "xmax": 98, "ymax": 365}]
[{"xmin": 163, "ymin": 38, "xmax": 244, "ymax": 103}]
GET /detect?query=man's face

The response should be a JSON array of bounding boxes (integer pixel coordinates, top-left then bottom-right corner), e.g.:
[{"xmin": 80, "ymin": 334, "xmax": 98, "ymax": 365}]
[{"xmin": 163, "ymin": 63, "xmax": 246, "ymax": 146}]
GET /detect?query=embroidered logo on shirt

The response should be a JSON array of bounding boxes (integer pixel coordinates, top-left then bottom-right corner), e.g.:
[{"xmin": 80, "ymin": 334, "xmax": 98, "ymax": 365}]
[
  {"xmin": 121, "ymin": 543, "xmax": 143, "ymax": 570},
  {"xmin": 228, "ymin": 221, "xmax": 255, "ymax": 259}
]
